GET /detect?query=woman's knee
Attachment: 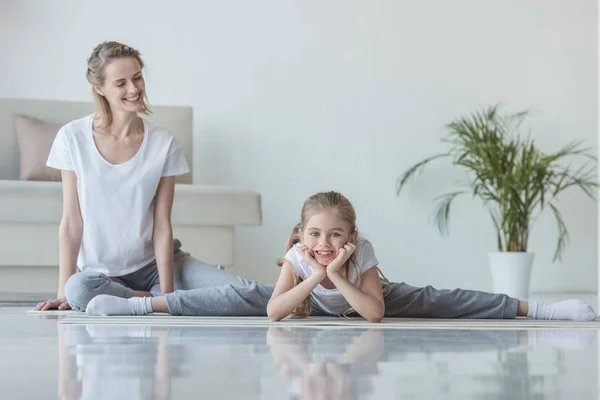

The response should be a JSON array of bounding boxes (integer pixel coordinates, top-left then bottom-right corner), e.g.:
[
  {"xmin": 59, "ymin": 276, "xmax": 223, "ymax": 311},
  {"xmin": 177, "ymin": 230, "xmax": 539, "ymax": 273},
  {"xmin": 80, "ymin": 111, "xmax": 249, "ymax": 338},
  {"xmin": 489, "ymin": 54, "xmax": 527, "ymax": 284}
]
[{"xmin": 64, "ymin": 271, "xmax": 110, "ymax": 310}]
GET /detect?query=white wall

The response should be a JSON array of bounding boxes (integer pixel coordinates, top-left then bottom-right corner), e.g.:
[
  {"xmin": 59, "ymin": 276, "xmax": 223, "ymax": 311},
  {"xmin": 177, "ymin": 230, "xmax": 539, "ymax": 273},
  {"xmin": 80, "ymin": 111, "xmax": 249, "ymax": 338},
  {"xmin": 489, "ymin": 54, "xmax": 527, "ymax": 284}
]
[{"xmin": 0, "ymin": 0, "xmax": 596, "ymax": 293}]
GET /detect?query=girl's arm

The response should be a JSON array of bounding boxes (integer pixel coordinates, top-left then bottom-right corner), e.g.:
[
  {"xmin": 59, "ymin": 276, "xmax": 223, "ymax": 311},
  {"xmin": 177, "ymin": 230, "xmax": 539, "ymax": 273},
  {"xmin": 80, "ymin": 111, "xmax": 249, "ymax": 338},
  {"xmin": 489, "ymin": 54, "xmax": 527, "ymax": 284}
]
[
  {"xmin": 328, "ymin": 266, "xmax": 385, "ymax": 323},
  {"xmin": 267, "ymin": 260, "xmax": 325, "ymax": 321},
  {"xmin": 153, "ymin": 176, "xmax": 176, "ymax": 295}
]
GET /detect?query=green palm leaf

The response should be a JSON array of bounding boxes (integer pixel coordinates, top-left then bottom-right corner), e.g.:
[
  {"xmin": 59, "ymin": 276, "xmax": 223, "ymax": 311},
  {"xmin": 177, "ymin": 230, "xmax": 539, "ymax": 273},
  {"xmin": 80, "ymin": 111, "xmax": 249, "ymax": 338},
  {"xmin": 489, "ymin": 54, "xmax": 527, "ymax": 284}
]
[{"xmin": 397, "ymin": 104, "xmax": 599, "ymax": 262}]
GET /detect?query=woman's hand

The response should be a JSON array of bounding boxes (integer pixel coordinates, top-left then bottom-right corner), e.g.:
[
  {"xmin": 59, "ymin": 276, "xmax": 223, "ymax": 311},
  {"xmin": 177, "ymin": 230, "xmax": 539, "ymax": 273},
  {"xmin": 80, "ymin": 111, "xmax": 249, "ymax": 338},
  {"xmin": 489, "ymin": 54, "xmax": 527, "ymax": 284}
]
[{"xmin": 33, "ymin": 297, "xmax": 71, "ymax": 311}]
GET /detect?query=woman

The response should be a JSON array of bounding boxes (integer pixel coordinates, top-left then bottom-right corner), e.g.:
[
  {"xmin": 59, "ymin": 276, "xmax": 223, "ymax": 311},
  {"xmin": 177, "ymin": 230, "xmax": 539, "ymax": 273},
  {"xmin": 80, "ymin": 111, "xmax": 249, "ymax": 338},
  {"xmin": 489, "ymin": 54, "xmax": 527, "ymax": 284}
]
[{"xmin": 33, "ymin": 41, "xmax": 273, "ymax": 313}]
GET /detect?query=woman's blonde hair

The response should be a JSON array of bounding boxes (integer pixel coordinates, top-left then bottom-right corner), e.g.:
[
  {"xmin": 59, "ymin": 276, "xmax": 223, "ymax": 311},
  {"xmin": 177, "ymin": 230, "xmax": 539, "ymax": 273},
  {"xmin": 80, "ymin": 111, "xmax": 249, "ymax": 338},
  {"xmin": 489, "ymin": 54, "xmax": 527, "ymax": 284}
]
[
  {"xmin": 86, "ymin": 41, "xmax": 152, "ymax": 128},
  {"xmin": 276, "ymin": 191, "xmax": 361, "ymax": 318}
]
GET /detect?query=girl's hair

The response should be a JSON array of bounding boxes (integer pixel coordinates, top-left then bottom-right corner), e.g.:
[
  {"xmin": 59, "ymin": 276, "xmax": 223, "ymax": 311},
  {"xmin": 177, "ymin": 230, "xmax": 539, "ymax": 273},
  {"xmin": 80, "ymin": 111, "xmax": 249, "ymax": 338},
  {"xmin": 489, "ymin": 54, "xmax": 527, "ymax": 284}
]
[
  {"xmin": 276, "ymin": 191, "xmax": 360, "ymax": 319},
  {"xmin": 86, "ymin": 41, "xmax": 152, "ymax": 128}
]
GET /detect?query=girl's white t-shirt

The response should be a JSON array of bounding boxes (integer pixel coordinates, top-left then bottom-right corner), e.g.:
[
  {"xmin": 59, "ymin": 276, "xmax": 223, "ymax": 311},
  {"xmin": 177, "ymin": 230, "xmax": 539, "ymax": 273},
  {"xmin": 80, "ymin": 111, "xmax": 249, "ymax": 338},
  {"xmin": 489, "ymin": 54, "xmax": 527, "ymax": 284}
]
[
  {"xmin": 46, "ymin": 114, "xmax": 189, "ymax": 277},
  {"xmin": 284, "ymin": 237, "xmax": 379, "ymax": 315}
]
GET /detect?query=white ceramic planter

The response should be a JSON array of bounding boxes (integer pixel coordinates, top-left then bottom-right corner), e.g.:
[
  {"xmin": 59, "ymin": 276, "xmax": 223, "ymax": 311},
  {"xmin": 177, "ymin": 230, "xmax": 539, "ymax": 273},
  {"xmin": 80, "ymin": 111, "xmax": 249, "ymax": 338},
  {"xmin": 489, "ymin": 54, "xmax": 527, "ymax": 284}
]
[{"xmin": 488, "ymin": 252, "xmax": 534, "ymax": 299}]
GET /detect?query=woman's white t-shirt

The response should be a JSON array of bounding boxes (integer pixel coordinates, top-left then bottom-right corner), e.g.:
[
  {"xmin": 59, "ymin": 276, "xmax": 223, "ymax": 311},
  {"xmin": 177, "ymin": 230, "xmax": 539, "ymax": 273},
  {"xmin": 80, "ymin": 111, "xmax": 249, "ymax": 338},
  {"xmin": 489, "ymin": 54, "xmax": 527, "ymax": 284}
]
[
  {"xmin": 283, "ymin": 237, "xmax": 379, "ymax": 315},
  {"xmin": 46, "ymin": 114, "xmax": 189, "ymax": 277}
]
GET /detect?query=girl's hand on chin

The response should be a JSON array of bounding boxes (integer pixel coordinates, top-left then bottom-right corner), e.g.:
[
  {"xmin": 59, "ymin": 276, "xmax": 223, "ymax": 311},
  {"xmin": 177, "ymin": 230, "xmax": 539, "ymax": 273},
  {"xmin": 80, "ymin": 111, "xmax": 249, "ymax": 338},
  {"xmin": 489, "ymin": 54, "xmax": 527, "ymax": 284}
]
[
  {"xmin": 327, "ymin": 243, "xmax": 357, "ymax": 276},
  {"xmin": 298, "ymin": 244, "xmax": 327, "ymax": 278}
]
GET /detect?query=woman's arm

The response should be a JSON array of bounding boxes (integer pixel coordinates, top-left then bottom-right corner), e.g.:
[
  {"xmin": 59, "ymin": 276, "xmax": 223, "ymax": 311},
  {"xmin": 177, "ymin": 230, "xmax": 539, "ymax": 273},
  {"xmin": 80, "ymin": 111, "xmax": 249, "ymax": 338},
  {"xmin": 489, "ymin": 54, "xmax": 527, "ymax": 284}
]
[
  {"xmin": 34, "ymin": 171, "xmax": 82, "ymax": 311},
  {"xmin": 153, "ymin": 176, "xmax": 176, "ymax": 295},
  {"xmin": 57, "ymin": 170, "xmax": 83, "ymax": 298},
  {"xmin": 267, "ymin": 260, "xmax": 325, "ymax": 321},
  {"xmin": 328, "ymin": 266, "xmax": 385, "ymax": 323}
]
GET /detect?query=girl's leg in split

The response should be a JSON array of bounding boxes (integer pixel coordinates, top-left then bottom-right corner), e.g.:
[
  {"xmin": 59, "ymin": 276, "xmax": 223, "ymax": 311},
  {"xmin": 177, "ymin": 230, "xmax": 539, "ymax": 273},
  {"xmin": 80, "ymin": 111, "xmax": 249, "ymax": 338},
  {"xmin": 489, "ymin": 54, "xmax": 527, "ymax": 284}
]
[
  {"xmin": 382, "ymin": 282, "xmax": 596, "ymax": 321},
  {"xmin": 382, "ymin": 282, "xmax": 519, "ymax": 319},
  {"xmin": 520, "ymin": 299, "xmax": 596, "ymax": 321}
]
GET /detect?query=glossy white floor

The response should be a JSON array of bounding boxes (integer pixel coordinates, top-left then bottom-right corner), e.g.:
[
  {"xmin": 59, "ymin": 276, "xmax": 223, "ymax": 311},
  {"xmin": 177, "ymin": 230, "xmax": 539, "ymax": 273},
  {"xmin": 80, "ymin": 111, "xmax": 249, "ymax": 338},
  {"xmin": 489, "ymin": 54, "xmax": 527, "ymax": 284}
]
[{"xmin": 1, "ymin": 296, "xmax": 599, "ymax": 400}]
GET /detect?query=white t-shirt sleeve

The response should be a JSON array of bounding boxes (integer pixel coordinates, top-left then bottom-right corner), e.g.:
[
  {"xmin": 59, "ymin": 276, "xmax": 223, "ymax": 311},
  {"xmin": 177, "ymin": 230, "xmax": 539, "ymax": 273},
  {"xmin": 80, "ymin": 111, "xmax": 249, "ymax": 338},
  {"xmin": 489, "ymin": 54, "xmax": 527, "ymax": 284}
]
[
  {"xmin": 162, "ymin": 138, "xmax": 190, "ymax": 177},
  {"xmin": 357, "ymin": 239, "xmax": 379, "ymax": 274},
  {"xmin": 46, "ymin": 126, "xmax": 74, "ymax": 171}
]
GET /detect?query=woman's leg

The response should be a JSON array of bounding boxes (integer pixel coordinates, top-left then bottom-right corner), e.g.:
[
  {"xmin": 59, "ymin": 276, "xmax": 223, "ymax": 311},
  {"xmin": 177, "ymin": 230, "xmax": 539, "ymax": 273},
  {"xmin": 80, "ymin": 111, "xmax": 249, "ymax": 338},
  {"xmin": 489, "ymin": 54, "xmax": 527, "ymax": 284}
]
[
  {"xmin": 87, "ymin": 252, "xmax": 280, "ymax": 317},
  {"xmin": 86, "ymin": 283, "xmax": 275, "ymax": 316},
  {"xmin": 174, "ymin": 254, "xmax": 255, "ymax": 290},
  {"xmin": 162, "ymin": 288, "xmax": 325, "ymax": 318},
  {"xmin": 164, "ymin": 282, "xmax": 274, "ymax": 316},
  {"xmin": 382, "ymin": 282, "xmax": 519, "ymax": 319},
  {"xmin": 119, "ymin": 259, "xmax": 162, "ymax": 297},
  {"xmin": 85, "ymin": 254, "xmax": 275, "ymax": 317},
  {"xmin": 64, "ymin": 270, "xmax": 142, "ymax": 311}
]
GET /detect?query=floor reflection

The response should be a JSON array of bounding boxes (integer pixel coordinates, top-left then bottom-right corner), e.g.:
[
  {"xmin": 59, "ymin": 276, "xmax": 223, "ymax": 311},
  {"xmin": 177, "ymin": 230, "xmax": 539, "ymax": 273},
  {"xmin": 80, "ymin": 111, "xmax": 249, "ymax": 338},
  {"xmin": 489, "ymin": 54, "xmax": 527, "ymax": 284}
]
[
  {"xmin": 267, "ymin": 327, "xmax": 384, "ymax": 399},
  {"xmin": 56, "ymin": 322, "xmax": 598, "ymax": 400}
]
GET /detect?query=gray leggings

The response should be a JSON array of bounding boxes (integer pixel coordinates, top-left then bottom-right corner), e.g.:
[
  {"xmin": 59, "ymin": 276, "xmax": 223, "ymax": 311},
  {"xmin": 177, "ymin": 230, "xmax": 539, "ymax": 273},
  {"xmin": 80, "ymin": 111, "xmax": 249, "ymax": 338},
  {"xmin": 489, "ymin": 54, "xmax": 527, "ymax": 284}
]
[
  {"xmin": 66, "ymin": 254, "xmax": 518, "ymax": 319},
  {"xmin": 164, "ymin": 281, "xmax": 518, "ymax": 319},
  {"xmin": 64, "ymin": 249, "xmax": 262, "ymax": 312},
  {"xmin": 383, "ymin": 282, "xmax": 518, "ymax": 318},
  {"xmin": 302, "ymin": 283, "xmax": 518, "ymax": 319}
]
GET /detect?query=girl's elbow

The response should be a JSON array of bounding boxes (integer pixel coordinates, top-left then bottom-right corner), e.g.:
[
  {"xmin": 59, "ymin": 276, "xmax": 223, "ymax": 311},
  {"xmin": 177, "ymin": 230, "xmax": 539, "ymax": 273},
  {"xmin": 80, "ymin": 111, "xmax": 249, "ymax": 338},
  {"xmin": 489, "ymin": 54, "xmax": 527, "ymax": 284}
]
[
  {"xmin": 266, "ymin": 304, "xmax": 283, "ymax": 322},
  {"xmin": 366, "ymin": 307, "xmax": 384, "ymax": 323},
  {"xmin": 367, "ymin": 315, "xmax": 383, "ymax": 323},
  {"xmin": 268, "ymin": 311, "xmax": 285, "ymax": 322},
  {"xmin": 268, "ymin": 314, "xmax": 282, "ymax": 322}
]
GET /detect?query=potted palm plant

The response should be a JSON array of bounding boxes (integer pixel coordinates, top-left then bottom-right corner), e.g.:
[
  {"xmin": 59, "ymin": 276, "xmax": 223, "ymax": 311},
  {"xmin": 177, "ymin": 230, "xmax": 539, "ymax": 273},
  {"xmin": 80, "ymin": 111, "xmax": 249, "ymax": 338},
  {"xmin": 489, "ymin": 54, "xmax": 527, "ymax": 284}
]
[{"xmin": 396, "ymin": 105, "xmax": 598, "ymax": 299}]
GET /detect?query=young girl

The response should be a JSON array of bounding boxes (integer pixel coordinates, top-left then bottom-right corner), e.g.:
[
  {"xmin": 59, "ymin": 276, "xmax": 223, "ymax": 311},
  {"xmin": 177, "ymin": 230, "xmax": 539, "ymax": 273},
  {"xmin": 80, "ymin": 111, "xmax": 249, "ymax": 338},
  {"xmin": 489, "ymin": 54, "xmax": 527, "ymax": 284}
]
[
  {"xmin": 266, "ymin": 191, "xmax": 597, "ymax": 322},
  {"xmin": 85, "ymin": 191, "xmax": 596, "ymax": 321}
]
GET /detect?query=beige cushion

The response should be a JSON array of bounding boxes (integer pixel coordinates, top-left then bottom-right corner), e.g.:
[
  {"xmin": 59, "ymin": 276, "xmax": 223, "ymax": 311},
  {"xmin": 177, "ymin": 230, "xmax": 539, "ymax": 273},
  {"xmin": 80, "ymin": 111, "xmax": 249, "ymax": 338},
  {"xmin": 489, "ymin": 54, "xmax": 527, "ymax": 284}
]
[{"xmin": 14, "ymin": 115, "xmax": 62, "ymax": 181}]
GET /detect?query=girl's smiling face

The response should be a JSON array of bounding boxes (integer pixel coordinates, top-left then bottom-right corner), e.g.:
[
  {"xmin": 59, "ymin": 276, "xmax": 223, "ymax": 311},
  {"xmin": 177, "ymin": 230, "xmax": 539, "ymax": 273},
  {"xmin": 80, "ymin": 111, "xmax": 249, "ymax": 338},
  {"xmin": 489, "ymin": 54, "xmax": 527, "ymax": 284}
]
[{"xmin": 300, "ymin": 209, "xmax": 356, "ymax": 266}]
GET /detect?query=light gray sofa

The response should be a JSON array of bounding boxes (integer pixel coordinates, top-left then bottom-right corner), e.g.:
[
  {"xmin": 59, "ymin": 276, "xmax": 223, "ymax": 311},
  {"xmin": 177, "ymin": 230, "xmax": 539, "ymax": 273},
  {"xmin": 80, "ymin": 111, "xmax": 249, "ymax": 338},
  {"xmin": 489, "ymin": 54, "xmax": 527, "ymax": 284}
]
[{"xmin": 0, "ymin": 98, "xmax": 261, "ymax": 297}]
